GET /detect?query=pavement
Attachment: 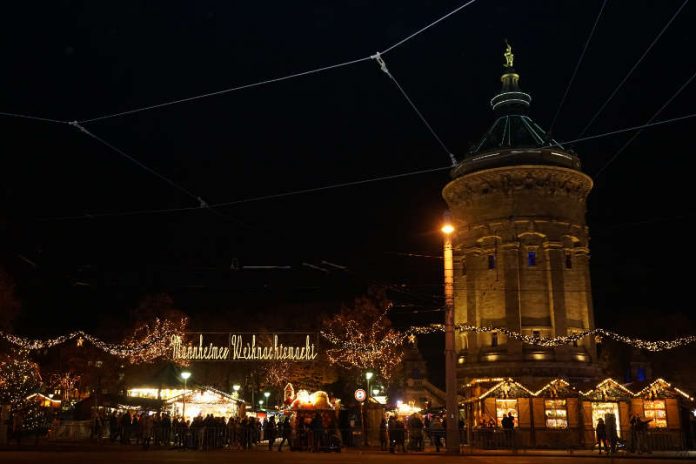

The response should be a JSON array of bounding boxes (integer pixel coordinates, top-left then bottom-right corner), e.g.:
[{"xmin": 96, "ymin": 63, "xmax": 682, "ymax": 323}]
[{"xmin": 1, "ymin": 443, "xmax": 695, "ymax": 464}]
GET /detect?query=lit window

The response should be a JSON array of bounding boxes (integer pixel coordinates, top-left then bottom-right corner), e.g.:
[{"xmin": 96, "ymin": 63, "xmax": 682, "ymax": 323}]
[
  {"xmin": 491, "ymin": 332, "xmax": 498, "ymax": 347},
  {"xmin": 591, "ymin": 402, "xmax": 621, "ymax": 437},
  {"xmin": 527, "ymin": 251, "xmax": 537, "ymax": 267},
  {"xmin": 544, "ymin": 399, "xmax": 568, "ymax": 429},
  {"xmin": 488, "ymin": 254, "xmax": 496, "ymax": 270},
  {"xmin": 496, "ymin": 399, "xmax": 518, "ymax": 427},
  {"xmin": 643, "ymin": 400, "xmax": 667, "ymax": 428},
  {"xmin": 565, "ymin": 252, "xmax": 573, "ymax": 269}
]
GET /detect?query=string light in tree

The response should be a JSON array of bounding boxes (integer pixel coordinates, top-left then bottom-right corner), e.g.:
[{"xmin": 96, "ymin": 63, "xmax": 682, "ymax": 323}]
[{"xmin": 0, "ymin": 317, "xmax": 189, "ymax": 363}]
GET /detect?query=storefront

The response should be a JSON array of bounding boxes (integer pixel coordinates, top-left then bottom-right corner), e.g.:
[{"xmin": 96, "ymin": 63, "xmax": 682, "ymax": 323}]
[
  {"xmin": 630, "ymin": 378, "xmax": 693, "ymax": 449},
  {"xmin": 462, "ymin": 376, "xmax": 694, "ymax": 450},
  {"xmin": 167, "ymin": 387, "xmax": 241, "ymax": 421}
]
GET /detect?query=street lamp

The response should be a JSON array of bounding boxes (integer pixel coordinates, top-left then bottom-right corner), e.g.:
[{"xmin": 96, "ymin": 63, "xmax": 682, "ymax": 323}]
[
  {"xmin": 372, "ymin": 388, "xmax": 380, "ymax": 397},
  {"xmin": 258, "ymin": 399, "xmax": 264, "ymax": 410},
  {"xmin": 232, "ymin": 384, "xmax": 241, "ymax": 397},
  {"xmin": 442, "ymin": 212, "xmax": 460, "ymax": 454},
  {"xmin": 364, "ymin": 371, "xmax": 374, "ymax": 446},
  {"xmin": 181, "ymin": 371, "xmax": 191, "ymax": 420},
  {"xmin": 264, "ymin": 391, "xmax": 271, "ymax": 409}
]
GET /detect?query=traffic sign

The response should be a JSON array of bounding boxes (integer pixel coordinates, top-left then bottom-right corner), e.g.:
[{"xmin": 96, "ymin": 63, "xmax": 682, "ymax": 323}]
[{"xmin": 354, "ymin": 388, "xmax": 367, "ymax": 402}]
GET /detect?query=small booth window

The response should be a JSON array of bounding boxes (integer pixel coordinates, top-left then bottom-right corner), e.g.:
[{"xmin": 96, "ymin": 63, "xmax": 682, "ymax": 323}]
[
  {"xmin": 643, "ymin": 400, "xmax": 667, "ymax": 428},
  {"xmin": 496, "ymin": 399, "xmax": 518, "ymax": 427},
  {"xmin": 544, "ymin": 399, "xmax": 568, "ymax": 429},
  {"xmin": 488, "ymin": 254, "xmax": 496, "ymax": 270}
]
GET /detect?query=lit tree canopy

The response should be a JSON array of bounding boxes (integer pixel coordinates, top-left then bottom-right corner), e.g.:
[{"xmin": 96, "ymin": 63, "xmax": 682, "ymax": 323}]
[
  {"xmin": 321, "ymin": 291, "xmax": 405, "ymax": 381},
  {"xmin": 0, "ymin": 352, "xmax": 42, "ymax": 406}
]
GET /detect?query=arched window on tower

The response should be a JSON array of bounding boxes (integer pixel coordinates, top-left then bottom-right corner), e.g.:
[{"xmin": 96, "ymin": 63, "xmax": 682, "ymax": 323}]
[
  {"xmin": 488, "ymin": 254, "xmax": 496, "ymax": 270},
  {"xmin": 461, "ymin": 258, "xmax": 467, "ymax": 276},
  {"xmin": 565, "ymin": 252, "xmax": 573, "ymax": 269}
]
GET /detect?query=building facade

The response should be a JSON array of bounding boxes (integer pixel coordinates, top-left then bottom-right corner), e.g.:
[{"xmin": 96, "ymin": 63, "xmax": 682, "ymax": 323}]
[{"xmin": 442, "ymin": 44, "xmax": 601, "ymax": 384}]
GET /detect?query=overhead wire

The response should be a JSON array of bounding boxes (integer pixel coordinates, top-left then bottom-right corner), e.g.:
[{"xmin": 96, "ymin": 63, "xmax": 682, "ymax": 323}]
[
  {"xmin": 371, "ymin": 52, "xmax": 457, "ymax": 165},
  {"xmin": 548, "ymin": 0, "xmax": 609, "ymax": 133},
  {"xmin": 43, "ymin": 165, "xmax": 452, "ymax": 220},
  {"xmin": 577, "ymin": 0, "xmax": 689, "ymax": 138},
  {"xmin": 0, "ymin": 111, "xmax": 68, "ymax": 125},
  {"xmin": 76, "ymin": 0, "xmax": 480, "ymax": 124},
  {"xmin": 68, "ymin": 121, "xmax": 226, "ymax": 219},
  {"xmin": 42, "ymin": 111, "xmax": 696, "ymax": 220},
  {"xmin": 593, "ymin": 68, "xmax": 696, "ymax": 179}
]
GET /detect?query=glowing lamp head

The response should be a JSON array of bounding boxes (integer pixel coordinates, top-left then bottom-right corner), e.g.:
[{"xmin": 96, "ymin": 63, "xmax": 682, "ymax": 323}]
[
  {"xmin": 232, "ymin": 384, "xmax": 241, "ymax": 392},
  {"xmin": 365, "ymin": 372, "xmax": 374, "ymax": 381},
  {"xmin": 264, "ymin": 391, "xmax": 270, "ymax": 399},
  {"xmin": 258, "ymin": 400, "xmax": 264, "ymax": 406},
  {"xmin": 180, "ymin": 371, "xmax": 191, "ymax": 381},
  {"xmin": 441, "ymin": 223, "xmax": 454, "ymax": 235},
  {"xmin": 372, "ymin": 388, "xmax": 380, "ymax": 396}
]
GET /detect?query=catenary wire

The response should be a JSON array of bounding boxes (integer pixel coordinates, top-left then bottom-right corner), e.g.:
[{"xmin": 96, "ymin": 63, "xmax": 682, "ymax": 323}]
[
  {"xmin": 372, "ymin": 52, "xmax": 457, "ymax": 165},
  {"xmin": 0, "ymin": 111, "xmax": 69, "ymax": 125},
  {"xmin": 549, "ymin": 0, "xmax": 609, "ymax": 133},
  {"xmin": 68, "ymin": 121, "xmax": 227, "ymax": 219},
  {"xmin": 577, "ymin": 0, "xmax": 689, "ymax": 138},
  {"xmin": 77, "ymin": 0, "xmax": 480, "ymax": 124},
  {"xmin": 43, "ymin": 165, "xmax": 453, "ymax": 220},
  {"xmin": 379, "ymin": 0, "xmax": 479, "ymax": 55},
  {"xmin": 42, "ymin": 112, "xmax": 696, "ymax": 220},
  {"xmin": 593, "ymin": 68, "xmax": 696, "ymax": 179}
]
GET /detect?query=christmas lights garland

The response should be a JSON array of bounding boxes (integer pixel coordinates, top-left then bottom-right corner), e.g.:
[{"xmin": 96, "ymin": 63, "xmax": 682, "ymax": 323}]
[
  {"xmin": 404, "ymin": 324, "xmax": 696, "ymax": 352},
  {"xmin": 0, "ymin": 317, "xmax": 188, "ymax": 362},
  {"xmin": 1, "ymin": 319, "xmax": 694, "ymax": 361}
]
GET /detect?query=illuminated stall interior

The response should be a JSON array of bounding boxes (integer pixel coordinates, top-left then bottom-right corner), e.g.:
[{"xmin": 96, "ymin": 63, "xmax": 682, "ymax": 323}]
[{"xmin": 167, "ymin": 387, "xmax": 241, "ymax": 421}]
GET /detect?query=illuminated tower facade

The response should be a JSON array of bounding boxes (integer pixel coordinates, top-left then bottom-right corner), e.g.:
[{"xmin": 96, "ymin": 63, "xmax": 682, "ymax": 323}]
[{"xmin": 442, "ymin": 45, "xmax": 601, "ymax": 384}]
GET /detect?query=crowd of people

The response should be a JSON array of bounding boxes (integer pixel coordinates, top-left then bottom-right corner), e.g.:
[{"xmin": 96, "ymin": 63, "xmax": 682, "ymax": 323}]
[
  {"xmin": 377, "ymin": 414, "xmax": 456, "ymax": 453},
  {"xmin": 595, "ymin": 412, "xmax": 653, "ymax": 455}
]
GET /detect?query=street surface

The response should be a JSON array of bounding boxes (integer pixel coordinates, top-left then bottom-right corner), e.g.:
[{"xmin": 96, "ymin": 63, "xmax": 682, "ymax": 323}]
[{"xmin": 0, "ymin": 447, "xmax": 693, "ymax": 464}]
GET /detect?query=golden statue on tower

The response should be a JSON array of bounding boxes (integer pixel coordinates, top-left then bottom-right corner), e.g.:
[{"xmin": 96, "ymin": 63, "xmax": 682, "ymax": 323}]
[{"xmin": 504, "ymin": 40, "xmax": 514, "ymax": 68}]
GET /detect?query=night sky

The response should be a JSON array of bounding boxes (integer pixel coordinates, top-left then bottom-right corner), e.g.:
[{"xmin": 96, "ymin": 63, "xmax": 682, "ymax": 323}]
[{"xmin": 1, "ymin": 0, "xmax": 695, "ymax": 367}]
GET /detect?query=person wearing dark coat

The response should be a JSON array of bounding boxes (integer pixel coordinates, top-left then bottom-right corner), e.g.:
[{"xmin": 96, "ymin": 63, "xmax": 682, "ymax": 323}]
[
  {"xmin": 266, "ymin": 416, "xmax": 277, "ymax": 450},
  {"xmin": 379, "ymin": 418, "xmax": 388, "ymax": 451},
  {"xmin": 595, "ymin": 418, "xmax": 608, "ymax": 454},
  {"xmin": 277, "ymin": 416, "xmax": 292, "ymax": 451},
  {"xmin": 310, "ymin": 413, "xmax": 323, "ymax": 452}
]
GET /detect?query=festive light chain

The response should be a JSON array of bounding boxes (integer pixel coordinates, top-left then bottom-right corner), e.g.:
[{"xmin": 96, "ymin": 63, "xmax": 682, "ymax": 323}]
[
  {"xmin": 404, "ymin": 325, "xmax": 696, "ymax": 352},
  {"xmin": 0, "ymin": 317, "xmax": 188, "ymax": 362}
]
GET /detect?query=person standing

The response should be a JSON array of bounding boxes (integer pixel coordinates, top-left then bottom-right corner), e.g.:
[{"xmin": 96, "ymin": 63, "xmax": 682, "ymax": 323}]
[
  {"xmin": 266, "ymin": 416, "xmax": 277, "ymax": 450},
  {"xmin": 605, "ymin": 413, "xmax": 618, "ymax": 454},
  {"xmin": 310, "ymin": 413, "xmax": 323, "ymax": 452},
  {"xmin": 430, "ymin": 416, "xmax": 444, "ymax": 452},
  {"xmin": 502, "ymin": 412, "xmax": 515, "ymax": 449},
  {"xmin": 595, "ymin": 417, "xmax": 607, "ymax": 454},
  {"xmin": 379, "ymin": 418, "xmax": 388, "ymax": 451},
  {"xmin": 277, "ymin": 416, "xmax": 291, "ymax": 451}
]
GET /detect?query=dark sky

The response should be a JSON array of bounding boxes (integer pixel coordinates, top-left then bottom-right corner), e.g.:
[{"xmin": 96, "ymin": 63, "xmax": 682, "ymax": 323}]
[{"xmin": 1, "ymin": 0, "xmax": 694, "ymax": 352}]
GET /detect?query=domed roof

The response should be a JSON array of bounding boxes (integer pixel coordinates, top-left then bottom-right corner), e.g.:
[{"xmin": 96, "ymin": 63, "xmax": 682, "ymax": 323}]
[{"xmin": 452, "ymin": 43, "xmax": 580, "ymax": 178}]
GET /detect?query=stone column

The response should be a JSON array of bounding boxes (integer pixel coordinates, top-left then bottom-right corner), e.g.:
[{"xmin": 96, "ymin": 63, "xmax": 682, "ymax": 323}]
[
  {"xmin": 502, "ymin": 242, "xmax": 522, "ymax": 359},
  {"xmin": 545, "ymin": 241, "xmax": 569, "ymax": 361}
]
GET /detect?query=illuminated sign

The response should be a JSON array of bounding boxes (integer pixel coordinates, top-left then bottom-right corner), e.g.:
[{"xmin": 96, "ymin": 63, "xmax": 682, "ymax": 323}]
[{"xmin": 171, "ymin": 333, "xmax": 318, "ymax": 362}]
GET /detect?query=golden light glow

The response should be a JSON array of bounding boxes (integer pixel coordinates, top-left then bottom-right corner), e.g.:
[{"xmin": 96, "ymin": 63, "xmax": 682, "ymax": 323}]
[{"xmin": 441, "ymin": 224, "xmax": 455, "ymax": 234}]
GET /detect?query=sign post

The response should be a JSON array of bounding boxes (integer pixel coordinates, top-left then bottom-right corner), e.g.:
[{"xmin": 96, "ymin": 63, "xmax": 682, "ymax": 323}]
[{"xmin": 355, "ymin": 388, "xmax": 367, "ymax": 447}]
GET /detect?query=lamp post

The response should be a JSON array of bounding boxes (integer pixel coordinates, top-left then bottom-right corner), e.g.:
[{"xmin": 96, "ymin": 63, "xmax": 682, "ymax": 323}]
[
  {"xmin": 258, "ymin": 399, "xmax": 264, "ymax": 411},
  {"xmin": 264, "ymin": 391, "xmax": 271, "ymax": 410},
  {"xmin": 181, "ymin": 371, "xmax": 191, "ymax": 420},
  {"xmin": 232, "ymin": 384, "xmax": 240, "ymax": 398},
  {"xmin": 364, "ymin": 371, "xmax": 373, "ymax": 446},
  {"xmin": 442, "ymin": 213, "xmax": 460, "ymax": 454}
]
